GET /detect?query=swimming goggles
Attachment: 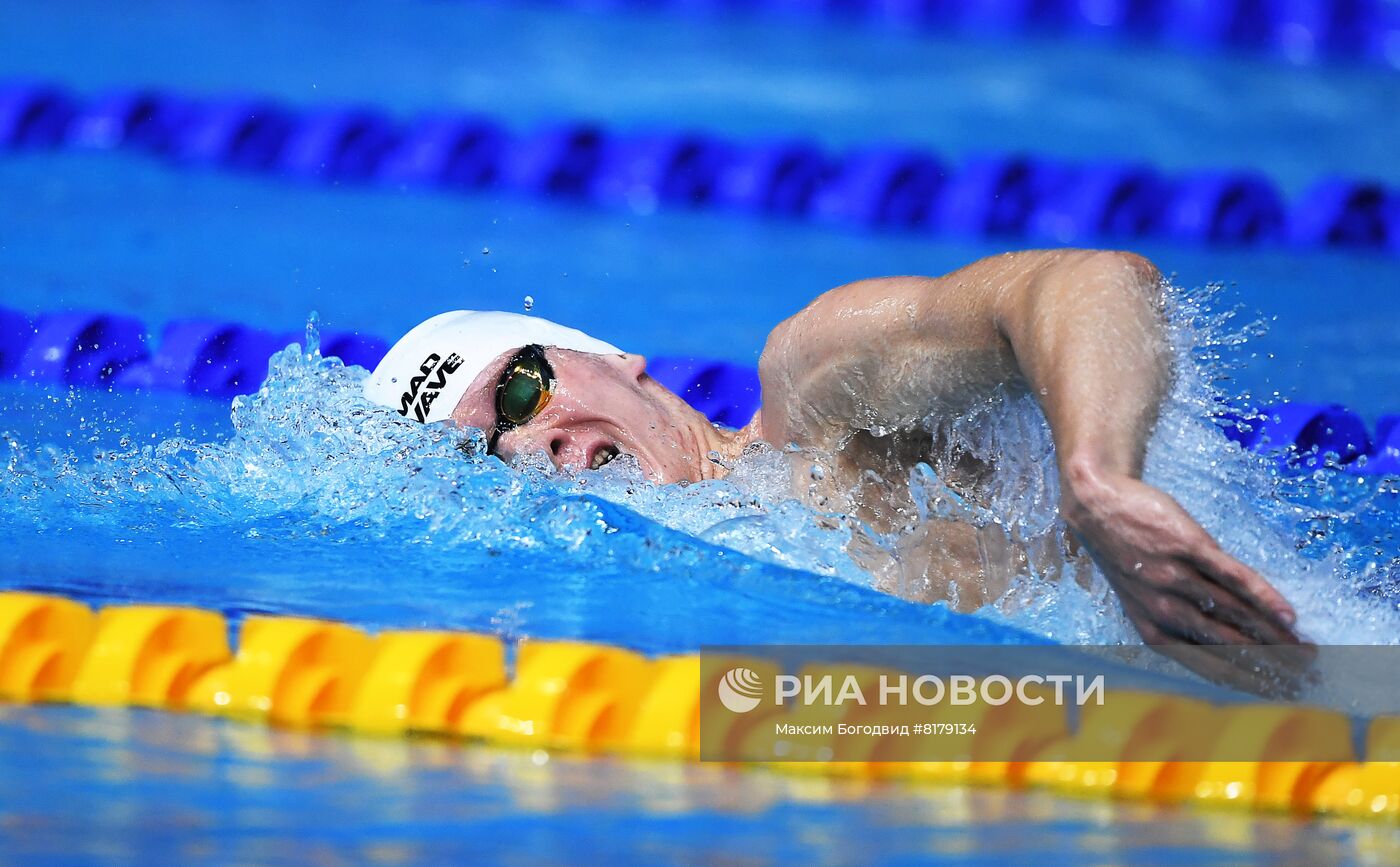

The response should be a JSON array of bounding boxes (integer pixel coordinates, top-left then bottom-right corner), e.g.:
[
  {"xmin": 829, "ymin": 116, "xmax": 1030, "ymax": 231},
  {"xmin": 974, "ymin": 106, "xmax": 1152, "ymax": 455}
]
[{"xmin": 487, "ymin": 344, "xmax": 555, "ymax": 454}]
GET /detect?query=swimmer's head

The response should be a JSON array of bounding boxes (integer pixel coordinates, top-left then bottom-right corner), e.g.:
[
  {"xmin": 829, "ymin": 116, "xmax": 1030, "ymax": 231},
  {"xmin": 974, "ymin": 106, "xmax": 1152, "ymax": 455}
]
[
  {"xmin": 365, "ymin": 310, "xmax": 728, "ymax": 483},
  {"xmin": 365, "ymin": 310, "xmax": 623, "ymax": 424}
]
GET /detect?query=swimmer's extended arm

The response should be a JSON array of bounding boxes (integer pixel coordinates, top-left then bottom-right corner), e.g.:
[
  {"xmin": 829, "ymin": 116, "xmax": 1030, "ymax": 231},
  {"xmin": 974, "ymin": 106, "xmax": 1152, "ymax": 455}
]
[
  {"xmin": 761, "ymin": 249, "xmax": 1302, "ymax": 661},
  {"xmin": 988, "ymin": 251, "xmax": 1304, "ymax": 660}
]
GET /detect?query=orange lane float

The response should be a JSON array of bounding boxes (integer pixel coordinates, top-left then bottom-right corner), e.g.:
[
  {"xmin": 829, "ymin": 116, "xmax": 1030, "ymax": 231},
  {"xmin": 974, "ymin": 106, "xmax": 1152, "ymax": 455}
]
[
  {"xmin": 458, "ymin": 639, "xmax": 653, "ymax": 751},
  {"xmin": 70, "ymin": 605, "xmax": 230, "ymax": 709},
  {"xmin": 0, "ymin": 591, "xmax": 1397, "ymax": 822},
  {"xmin": 186, "ymin": 616, "xmax": 375, "ymax": 726},
  {"xmin": 0, "ymin": 592, "xmax": 96, "ymax": 702},
  {"xmin": 1021, "ymin": 690, "xmax": 1222, "ymax": 799},
  {"xmin": 349, "ymin": 630, "xmax": 506, "ymax": 735},
  {"xmin": 1151, "ymin": 704, "xmax": 1355, "ymax": 812}
]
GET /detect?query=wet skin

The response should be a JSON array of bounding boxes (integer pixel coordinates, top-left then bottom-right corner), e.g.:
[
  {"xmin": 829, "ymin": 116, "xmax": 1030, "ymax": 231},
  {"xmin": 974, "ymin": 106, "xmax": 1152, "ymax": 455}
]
[
  {"xmin": 445, "ymin": 249, "xmax": 1309, "ymax": 692},
  {"xmin": 449, "ymin": 348, "xmax": 744, "ymax": 484}
]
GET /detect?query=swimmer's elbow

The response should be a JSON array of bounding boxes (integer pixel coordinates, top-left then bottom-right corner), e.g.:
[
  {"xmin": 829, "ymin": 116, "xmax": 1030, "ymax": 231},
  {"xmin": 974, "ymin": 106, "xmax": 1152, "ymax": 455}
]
[
  {"xmin": 1074, "ymin": 249, "xmax": 1161, "ymax": 294},
  {"xmin": 996, "ymin": 249, "xmax": 1167, "ymax": 347},
  {"xmin": 1021, "ymin": 249, "xmax": 1164, "ymax": 311},
  {"xmin": 1105, "ymin": 249, "xmax": 1161, "ymax": 290}
]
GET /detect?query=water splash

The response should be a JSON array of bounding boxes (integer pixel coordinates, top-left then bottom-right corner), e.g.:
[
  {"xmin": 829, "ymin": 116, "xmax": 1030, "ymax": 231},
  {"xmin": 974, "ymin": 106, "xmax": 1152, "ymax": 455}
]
[
  {"xmin": 0, "ymin": 283, "xmax": 1396, "ymax": 654},
  {"xmin": 882, "ymin": 279, "xmax": 1400, "ymax": 645},
  {"xmin": 0, "ymin": 330, "xmax": 1028, "ymax": 650}
]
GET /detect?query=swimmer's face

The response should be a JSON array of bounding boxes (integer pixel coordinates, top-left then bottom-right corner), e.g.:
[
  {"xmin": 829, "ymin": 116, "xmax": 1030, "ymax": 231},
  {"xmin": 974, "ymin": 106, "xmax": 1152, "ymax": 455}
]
[{"xmin": 449, "ymin": 346, "xmax": 714, "ymax": 483}]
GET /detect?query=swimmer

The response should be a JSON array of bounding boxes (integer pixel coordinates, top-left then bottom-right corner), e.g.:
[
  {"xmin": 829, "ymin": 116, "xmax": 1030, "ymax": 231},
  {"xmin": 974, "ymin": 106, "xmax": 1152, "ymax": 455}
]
[{"xmin": 366, "ymin": 249, "xmax": 1306, "ymax": 680}]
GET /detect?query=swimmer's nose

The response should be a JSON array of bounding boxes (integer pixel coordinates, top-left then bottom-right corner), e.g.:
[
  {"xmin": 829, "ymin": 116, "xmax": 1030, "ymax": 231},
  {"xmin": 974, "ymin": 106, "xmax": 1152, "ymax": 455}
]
[
  {"xmin": 605, "ymin": 352, "xmax": 647, "ymax": 381},
  {"xmin": 542, "ymin": 429, "xmax": 594, "ymax": 471}
]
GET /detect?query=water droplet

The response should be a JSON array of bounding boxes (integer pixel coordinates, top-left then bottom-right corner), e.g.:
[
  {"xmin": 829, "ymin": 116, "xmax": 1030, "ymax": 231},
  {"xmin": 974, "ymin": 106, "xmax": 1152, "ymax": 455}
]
[
  {"xmin": 481, "ymin": 247, "xmax": 490, "ymax": 255},
  {"xmin": 523, "ymin": 295, "xmax": 534, "ymax": 312},
  {"xmin": 809, "ymin": 464, "xmax": 825, "ymax": 482},
  {"xmin": 707, "ymin": 450, "xmax": 722, "ymax": 464}
]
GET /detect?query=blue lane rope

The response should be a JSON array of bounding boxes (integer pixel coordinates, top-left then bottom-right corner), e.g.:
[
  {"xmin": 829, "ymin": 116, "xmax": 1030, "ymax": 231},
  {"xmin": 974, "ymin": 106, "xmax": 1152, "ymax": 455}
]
[
  {"xmin": 529, "ymin": 0, "xmax": 1400, "ymax": 72},
  {"xmin": 2, "ymin": 82, "xmax": 1399, "ymax": 255},
  {"xmin": 0, "ymin": 304, "xmax": 1395, "ymax": 475}
]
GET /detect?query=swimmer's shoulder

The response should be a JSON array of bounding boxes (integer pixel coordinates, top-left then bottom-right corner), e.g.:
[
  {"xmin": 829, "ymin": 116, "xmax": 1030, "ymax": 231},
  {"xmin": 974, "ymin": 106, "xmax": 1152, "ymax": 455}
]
[
  {"xmin": 757, "ymin": 275, "xmax": 936, "ymax": 377},
  {"xmin": 755, "ymin": 277, "xmax": 927, "ymax": 446}
]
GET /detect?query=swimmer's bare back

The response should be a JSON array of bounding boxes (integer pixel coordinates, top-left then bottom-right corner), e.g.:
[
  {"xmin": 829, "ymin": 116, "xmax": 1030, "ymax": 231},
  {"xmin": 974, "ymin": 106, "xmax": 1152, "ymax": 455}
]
[{"xmin": 754, "ymin": 249, "xmax": 1309, "ymax": 690}]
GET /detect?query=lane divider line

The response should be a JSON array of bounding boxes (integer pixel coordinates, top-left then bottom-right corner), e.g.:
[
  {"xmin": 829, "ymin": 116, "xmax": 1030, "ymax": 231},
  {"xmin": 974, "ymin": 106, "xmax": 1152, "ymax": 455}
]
[
  {"xmin": 3, "ymin": 81, "xmax": 1399, "ymax": 255},
  {"xmin": 1, "ymin": 303, "xmax": 1395, "ymax": 473},
  {"xmin": 0, "ymin": 591, "xmax": 1396, "ymax": 820},
  {"xmin": 527, "ymin": 0, "xmax": 1400, "ymax": 73}
]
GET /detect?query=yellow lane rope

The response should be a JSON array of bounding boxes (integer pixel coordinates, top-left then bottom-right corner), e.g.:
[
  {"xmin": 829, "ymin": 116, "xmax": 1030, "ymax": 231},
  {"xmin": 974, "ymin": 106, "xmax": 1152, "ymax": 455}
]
[{"xmin": 0, "ymin": 591, "xmax": 1395, "ymax": 821}]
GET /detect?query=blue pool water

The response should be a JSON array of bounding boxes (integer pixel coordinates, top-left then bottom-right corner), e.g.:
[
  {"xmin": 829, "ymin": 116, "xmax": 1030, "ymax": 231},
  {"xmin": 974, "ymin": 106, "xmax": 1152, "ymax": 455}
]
[
  {"xmin": 5, "ymin": 0, "xmax": 1400, "ymax": 418},
  {"xmin": 6, "ymin": 703, "xmax": 1393, "ymax": 865},
  {"xmin": 3, "ymin": 0, "xmax": 1400, "ymax": 862}
]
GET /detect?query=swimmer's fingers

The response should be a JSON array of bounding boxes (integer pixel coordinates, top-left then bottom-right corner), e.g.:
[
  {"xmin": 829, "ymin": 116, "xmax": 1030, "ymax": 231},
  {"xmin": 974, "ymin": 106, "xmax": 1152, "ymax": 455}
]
[
  {"xmin": 1124, "ymin": 598, "xmax": 1266, "ymax": 692},
  {"xmin": 1159, "ymin": 644, "xmax": 1314, "ymax": 699},
  {"xmin": 1159, "ymin": 583, "xmax": 1317, "ymax": 687},
  {"xmin": 1137, "ymin": 579, "xmax": 1258, "ymax": 645},
  {"xmin": 1155, "ymin": 642, "xmax": 1306, "ymax": 700},
  {"xmin": 1164, "ymin": 576, "xmax": 1300, "ymax": 646},
  {"xmin": 1187, "ymin": 545, "xmax": 1298, "ymax": 633},
  {"xmin": 1125, "ymin": 598, "xmax": 1311, "ymax": 699}
]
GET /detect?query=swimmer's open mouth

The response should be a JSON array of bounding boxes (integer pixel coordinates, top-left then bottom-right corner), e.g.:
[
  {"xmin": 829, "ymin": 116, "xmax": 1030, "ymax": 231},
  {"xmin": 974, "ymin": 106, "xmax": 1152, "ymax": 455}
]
[{"xmin": 590, "ymin": 444, "xmax": 620, "ymax": 470}]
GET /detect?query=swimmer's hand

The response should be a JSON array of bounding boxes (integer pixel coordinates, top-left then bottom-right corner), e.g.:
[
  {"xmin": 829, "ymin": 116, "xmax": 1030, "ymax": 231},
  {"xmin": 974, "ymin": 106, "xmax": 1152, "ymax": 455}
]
[{"xmin": 1062, "ymin": 461, "xmax": 1314, "ymax": 695}]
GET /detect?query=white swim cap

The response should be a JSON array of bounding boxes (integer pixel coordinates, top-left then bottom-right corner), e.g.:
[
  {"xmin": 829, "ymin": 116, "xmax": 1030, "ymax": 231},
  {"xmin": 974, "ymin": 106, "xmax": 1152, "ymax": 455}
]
[{"xmin": 364, "ymin": 310, "xmax": 623, "ymax": 423}]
